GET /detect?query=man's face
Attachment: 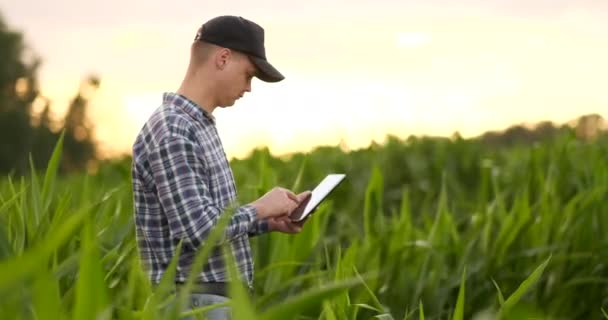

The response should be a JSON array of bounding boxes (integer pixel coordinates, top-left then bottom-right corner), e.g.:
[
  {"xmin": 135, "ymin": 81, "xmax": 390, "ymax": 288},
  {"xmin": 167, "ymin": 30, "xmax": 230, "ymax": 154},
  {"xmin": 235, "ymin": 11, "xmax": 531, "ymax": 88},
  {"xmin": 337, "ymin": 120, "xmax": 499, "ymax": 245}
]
[{"xmin": 217, "ymin": 51, "xmax": 257, "ymax": 107}]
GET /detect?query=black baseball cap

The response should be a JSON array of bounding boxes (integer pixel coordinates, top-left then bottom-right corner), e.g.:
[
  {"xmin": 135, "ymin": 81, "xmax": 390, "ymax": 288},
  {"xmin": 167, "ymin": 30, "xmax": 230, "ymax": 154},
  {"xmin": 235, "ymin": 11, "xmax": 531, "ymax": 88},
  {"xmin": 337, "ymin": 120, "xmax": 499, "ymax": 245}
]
[{"xmin": 195, "ymin": 15, "xmax": 284, "ymax": 83}]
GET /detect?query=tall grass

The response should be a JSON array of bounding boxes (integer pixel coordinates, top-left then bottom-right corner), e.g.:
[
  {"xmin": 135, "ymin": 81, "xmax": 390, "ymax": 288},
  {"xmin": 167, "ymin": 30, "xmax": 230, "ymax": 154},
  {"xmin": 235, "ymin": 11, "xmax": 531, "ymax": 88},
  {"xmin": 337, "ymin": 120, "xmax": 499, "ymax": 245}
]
[{"xmin": 0, "ymin": 130, "xmax": 606, "ymax": 319}]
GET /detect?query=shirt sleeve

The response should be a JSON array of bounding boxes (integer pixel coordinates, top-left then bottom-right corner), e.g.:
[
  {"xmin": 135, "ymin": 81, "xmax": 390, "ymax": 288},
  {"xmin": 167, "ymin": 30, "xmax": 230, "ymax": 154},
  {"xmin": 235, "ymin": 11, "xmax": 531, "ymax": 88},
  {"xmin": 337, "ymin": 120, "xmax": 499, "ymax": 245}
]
[
  {"xmin": 248, "ymin": 219, "xmax": 270, "ymax": 237},
  {"xmin": 149, "ymin": 135, "xmax": 259, "ymax": 248}
]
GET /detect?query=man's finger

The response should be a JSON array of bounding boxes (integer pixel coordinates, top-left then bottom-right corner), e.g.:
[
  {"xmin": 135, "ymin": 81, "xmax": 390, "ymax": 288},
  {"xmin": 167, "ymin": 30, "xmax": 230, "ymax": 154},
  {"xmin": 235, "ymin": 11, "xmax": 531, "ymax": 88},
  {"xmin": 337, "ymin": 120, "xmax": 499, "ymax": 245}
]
[
  {"xmin": 284, "ymin": 201, "xmax": 297, "ymax": 214},
  {"xmin": 276, "ymin": 216, "xmax": 291, "ymax": 223},
  {"xmin": 285, "ymin": 222, "xmax": 300, "ymax": 233},
  {"xmin": 285, "ymin": 191, "xmax": 299, "ymax": 202},
  {"xmin": 279, "ymin": 220, "xmax": 287, "ymax": 232},
  {"xmin": 293, "ymin": 218, "xmax": 306, "ymax": 227},
  {"xmin": 286, "ymin": 220, "xmax": 302, "ymax": 232}
]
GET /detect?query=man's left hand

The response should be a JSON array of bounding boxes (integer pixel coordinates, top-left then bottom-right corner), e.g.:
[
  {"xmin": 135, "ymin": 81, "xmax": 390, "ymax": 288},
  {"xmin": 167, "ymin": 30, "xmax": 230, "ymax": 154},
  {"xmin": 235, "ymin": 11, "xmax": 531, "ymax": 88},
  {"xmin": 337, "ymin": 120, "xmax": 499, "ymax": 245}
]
[{"xmin": 268, "ymin": 216, "xmax": 305, "ymax": 233}]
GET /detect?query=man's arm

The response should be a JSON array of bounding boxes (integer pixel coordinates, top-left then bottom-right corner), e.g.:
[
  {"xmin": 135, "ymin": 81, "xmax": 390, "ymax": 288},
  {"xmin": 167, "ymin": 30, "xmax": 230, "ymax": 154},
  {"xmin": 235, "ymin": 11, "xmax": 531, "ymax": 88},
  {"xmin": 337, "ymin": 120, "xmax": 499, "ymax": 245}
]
[
  {"xmin": 248, "ymin": 220, "xmax": 269, "ymax": 237},
  {"xmin": 149, "ymin": 135, "xmax": 258, "ymax": 248}
]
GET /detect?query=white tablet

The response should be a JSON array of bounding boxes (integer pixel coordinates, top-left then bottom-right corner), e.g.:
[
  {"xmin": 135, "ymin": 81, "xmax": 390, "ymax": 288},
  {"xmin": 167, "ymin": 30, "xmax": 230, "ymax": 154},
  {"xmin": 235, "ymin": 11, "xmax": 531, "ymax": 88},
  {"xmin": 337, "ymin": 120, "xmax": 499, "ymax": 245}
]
[{"xmin": 290, "ymin": 174, "xmax": 346, "ymax": 222}]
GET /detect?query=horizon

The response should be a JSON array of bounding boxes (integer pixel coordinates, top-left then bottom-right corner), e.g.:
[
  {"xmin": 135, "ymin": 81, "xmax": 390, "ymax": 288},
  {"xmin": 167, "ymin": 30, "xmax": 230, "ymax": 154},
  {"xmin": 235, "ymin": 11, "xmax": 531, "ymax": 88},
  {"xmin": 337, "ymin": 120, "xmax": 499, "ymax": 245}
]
[
  {"xmin": 99, "ymin": 112, "xmax": 606, "ymax": 162},
  {"xmin": 3, "ymin": 0, "xmax": 608, "ymax": 159}
]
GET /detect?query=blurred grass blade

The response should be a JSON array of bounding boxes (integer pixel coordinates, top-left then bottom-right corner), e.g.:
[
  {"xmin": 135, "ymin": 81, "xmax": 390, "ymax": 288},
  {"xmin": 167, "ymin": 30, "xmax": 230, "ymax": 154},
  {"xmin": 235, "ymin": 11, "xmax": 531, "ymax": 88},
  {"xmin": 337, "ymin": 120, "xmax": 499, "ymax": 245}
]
[
  {"xmin": 452, "ymin": 267, "xmax": 466, "ymax": 320},
  {"xmin": 0, "ymin": 224, "xmax": 12, "ymax": 260},
  {"xmin": 259, "ymin": 278, "xmax": 362, "ymax": 320},
  {"xmin": 499, "ymin": 255, "xmax": 552, "ymax": 317},
  {"xmin": 491, "ymin": 278, "xmax": 505, "ymax": 306},
  {"xmin": 402, "ymin": 306, "xmax": 411, "ymax": 320},
  {"xmin": 363, "ymin": 165, "xmax": 383, "ymax": 238},
  {"xmin": 0, "ymin": 209, "xmax": 86, "ymax": 291},
  {"xmin": 322, "ymin": 301, "xmax": 338, "ymax": 320},
  {"xmin": 175, "ymin": 204, "xmax": 236, "ymax": 313},
  {"xmin": 33, "ymin": 271, "xmax": 62, "ymax": 320},
  {"xmin": 291, "ymin": 156, "xmax": 307, "ymax": 192},
  {"xmin": 179, "ymin": 300, "xmax": 231, "ymax": 319},
  {"xmin": 223, "ymin": 244, "xmax": 258, "ymax": 320},
  {"xmin": 28, "ymin": 155, "xmax": 43, "ymax": 238},
  {"xmin": 419, "ymin": 301, "xmax": 425, "ymax": 320},
  {"xmin": 354, "ymin": 303, "xmax": 382, "ymax": 312},
  {"xmin": 141, "ymin": 241, "xmax": 182, "ymax": 319},
  {"xmin": 41, "ymin": 131, "xmax": 64, "ymax": 210},
  {"xmin": 73, "ymin": 217, "xmax": 110, "ymax": 320},
  {"xmin": 0, "ymin": 188, "xmax": 23, "ymax": 216},
  {"xmin": 353, "ymin": 266, "xmax": 383, "ymax": 312}
]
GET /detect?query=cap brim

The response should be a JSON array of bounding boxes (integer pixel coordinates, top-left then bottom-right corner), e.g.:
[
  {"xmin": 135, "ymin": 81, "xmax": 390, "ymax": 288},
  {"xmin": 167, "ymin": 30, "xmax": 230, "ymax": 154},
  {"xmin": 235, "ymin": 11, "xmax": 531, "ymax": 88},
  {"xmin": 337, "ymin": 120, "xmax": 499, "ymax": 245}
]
[{"xmin": 249, "ymin": 56, "xmax": 285, "ymax": 83}]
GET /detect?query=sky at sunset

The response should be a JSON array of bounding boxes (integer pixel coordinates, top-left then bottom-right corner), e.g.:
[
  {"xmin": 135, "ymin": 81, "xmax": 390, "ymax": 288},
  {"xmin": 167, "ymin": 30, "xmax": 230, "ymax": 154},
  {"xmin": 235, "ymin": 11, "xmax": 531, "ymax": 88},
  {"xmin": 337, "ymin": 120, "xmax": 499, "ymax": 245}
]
[{"xmin": 3, "ymin": 0, "xmax": 607, "ymax": 159}]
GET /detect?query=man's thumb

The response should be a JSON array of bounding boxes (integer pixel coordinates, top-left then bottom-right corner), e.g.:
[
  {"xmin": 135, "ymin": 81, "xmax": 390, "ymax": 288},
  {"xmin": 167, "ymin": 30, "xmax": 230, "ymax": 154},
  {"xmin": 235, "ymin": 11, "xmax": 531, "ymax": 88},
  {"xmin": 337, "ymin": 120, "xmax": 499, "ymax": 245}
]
[{"xmin": 298, "ymin": 191, "xmax": 312, "ymax": 202}]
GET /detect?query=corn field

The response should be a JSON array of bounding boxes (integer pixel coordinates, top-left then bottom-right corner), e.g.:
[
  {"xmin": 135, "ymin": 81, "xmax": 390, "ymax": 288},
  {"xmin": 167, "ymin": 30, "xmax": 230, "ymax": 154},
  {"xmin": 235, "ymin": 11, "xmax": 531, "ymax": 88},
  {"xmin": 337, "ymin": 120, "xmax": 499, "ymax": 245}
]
[{"xmin": 0, "ymin": 130, "xmax": 607, "ymax": 319}]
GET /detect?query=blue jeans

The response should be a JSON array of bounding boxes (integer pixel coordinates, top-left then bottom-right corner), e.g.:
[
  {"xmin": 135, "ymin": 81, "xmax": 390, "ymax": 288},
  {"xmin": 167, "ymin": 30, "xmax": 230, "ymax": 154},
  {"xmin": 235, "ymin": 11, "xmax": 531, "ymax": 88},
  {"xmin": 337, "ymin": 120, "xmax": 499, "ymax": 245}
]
[{"xmin": 183, "ymin": 294, "xmax": 231, "ymax": 320}]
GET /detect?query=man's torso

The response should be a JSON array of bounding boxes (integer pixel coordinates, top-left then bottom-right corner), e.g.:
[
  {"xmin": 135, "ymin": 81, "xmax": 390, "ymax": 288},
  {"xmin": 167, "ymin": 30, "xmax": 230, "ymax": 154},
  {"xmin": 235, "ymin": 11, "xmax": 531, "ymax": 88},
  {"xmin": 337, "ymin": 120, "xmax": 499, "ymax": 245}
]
[{"xmin": 131, "ymin": 92, "xmax": 254, "ymax": 285}]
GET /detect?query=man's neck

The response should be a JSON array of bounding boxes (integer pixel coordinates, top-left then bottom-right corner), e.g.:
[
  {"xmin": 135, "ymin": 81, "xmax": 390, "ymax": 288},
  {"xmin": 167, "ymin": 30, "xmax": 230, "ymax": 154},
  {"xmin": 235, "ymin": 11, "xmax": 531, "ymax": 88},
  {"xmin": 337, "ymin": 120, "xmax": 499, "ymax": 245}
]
[{"xmin": 176, "ymin": 77, "xmax": 217, "ymax": 115}]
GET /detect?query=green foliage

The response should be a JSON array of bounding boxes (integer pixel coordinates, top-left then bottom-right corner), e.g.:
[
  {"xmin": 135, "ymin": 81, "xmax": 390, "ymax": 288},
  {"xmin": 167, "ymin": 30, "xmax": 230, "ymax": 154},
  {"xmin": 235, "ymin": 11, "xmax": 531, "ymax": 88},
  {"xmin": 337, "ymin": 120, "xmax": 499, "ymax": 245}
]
[{"xmin": 1, "ymin": 129, "xmax": 607, "ymax": 319}]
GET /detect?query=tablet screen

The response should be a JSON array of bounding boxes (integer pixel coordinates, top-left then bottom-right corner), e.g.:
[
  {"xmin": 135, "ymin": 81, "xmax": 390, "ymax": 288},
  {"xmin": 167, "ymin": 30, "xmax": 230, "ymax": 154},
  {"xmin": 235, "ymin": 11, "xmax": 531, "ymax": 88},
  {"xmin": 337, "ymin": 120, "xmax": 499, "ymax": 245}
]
[{"xmin": 290, "ymin": 174, "xmax": 346, "ymax": 222}]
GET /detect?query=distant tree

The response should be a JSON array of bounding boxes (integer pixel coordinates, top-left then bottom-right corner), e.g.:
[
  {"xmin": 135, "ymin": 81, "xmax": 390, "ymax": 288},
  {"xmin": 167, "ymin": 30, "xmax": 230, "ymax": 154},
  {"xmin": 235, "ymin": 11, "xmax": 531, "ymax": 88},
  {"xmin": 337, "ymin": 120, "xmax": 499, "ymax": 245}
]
[
  {"xmin": 575, "ymin": 113, "xmax": 606, "ymax": 140},
  {"xmin": 533, "ymin": 121, "xmax": 558, "ymax": 140},
  {"xmin": 62, "ymin": 75, "xmax": 100, "ymax": 172},
  {"xmin": 0, "ymin": 12, "xmax": 100, "ymax": 175},
  {"xmin": 0, "ymin": 13, "xmax": 40, "ymax": 174},
  {"xmin": 478, "ymin": 114, "xmax": 606, "ymax": 147}
]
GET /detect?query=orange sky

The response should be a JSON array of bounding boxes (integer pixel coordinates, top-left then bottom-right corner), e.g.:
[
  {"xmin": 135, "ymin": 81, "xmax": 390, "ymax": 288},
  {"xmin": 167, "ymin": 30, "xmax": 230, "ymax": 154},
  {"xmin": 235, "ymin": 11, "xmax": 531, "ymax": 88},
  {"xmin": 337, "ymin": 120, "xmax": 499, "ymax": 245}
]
[{"xmin": 4, "ymin": 0, "xmax": 608, "ymax": 159}]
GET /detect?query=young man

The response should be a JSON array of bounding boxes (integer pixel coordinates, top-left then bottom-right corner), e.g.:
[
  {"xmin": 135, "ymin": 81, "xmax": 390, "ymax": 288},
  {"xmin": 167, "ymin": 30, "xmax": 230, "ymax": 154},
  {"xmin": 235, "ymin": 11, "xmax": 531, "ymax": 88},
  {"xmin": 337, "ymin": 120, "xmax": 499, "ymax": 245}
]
[{"xmin": 131, "ymin": 15, "xmax": 310, "ymax": 319}]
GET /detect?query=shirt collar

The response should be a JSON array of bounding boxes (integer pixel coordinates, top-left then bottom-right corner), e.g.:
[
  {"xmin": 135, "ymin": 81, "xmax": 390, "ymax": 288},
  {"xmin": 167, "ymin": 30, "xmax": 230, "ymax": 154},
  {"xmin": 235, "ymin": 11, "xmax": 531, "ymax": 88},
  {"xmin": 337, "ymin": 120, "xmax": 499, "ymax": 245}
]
[{"xmin": 162, "ymin": 92, "xmax": 216, "ymax": 124}]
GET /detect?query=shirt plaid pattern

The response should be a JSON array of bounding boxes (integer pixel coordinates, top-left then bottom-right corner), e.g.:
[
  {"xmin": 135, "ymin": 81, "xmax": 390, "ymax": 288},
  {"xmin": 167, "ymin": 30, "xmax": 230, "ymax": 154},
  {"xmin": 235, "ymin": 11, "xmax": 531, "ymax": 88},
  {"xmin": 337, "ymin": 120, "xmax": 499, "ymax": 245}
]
[{"xmin": 131, "ymin": 92, "xmax": 268, "ymax": 287}]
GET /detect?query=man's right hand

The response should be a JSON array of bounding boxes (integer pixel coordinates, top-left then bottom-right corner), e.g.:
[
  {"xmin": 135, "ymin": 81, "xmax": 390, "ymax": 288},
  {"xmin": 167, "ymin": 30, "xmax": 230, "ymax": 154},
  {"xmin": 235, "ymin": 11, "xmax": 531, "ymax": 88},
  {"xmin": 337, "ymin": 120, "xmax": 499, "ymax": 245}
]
[{"xmin": 250, "ymin": 187, "xmax": 299, "ymax": 219}]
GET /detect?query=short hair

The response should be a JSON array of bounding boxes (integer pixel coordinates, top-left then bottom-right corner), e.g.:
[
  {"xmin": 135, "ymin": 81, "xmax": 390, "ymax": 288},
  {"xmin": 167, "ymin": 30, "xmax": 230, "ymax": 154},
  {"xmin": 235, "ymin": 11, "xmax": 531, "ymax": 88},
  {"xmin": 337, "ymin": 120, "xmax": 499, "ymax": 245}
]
[{"xmin": 191, "ymin": 40, "xmax": 218, "ymax": 65}]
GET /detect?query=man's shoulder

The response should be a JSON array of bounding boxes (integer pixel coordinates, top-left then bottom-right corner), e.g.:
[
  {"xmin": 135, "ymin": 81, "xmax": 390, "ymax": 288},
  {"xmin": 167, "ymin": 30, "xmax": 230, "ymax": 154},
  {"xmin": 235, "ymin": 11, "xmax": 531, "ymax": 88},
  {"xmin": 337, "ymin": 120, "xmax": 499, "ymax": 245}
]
[{"xmin": 134, "ymin": 104, "xmax": 200, "ymax": 150}]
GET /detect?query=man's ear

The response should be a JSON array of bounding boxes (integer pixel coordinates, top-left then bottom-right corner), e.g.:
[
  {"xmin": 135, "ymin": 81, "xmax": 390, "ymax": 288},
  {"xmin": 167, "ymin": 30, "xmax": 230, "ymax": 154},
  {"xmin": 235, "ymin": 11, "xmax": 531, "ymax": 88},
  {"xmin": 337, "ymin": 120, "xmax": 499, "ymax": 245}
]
[{"xmin": 215, "ymin": 48, "xmax": 231, "ymax": 70}]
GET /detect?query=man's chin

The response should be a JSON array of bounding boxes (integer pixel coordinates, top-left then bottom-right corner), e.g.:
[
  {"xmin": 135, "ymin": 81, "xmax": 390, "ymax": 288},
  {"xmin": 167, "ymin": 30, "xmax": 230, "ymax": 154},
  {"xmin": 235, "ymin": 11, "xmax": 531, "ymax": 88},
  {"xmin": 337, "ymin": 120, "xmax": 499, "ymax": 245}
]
[{"xmin": 220, "ymin": 99, "xmax": 238, "ymax": 108}]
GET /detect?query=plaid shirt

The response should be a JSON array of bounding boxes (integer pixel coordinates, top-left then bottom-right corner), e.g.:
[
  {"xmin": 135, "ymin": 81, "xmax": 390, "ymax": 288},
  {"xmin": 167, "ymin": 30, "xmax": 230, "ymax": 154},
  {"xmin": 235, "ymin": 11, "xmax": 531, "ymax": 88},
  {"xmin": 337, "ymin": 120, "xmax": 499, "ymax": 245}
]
[{"xmin": 131, "ymin": 92, "xmax": 268, "ymax": 287}]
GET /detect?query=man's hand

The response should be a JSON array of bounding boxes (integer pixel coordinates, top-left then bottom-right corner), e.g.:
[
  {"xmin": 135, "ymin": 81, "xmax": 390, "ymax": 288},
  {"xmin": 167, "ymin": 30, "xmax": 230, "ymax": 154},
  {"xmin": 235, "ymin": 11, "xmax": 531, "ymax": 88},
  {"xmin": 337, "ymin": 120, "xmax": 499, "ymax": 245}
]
[
  {"xmin": 268, "ymin": 191, "xmax": 312, "ymax": 234},
  {"xmin": 250, "ymin": 187, "xmax": 299, "ymax": 220},
  {"xmin": 268, "ymin": 216, "xmax": 305, "ymax": 233}
]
